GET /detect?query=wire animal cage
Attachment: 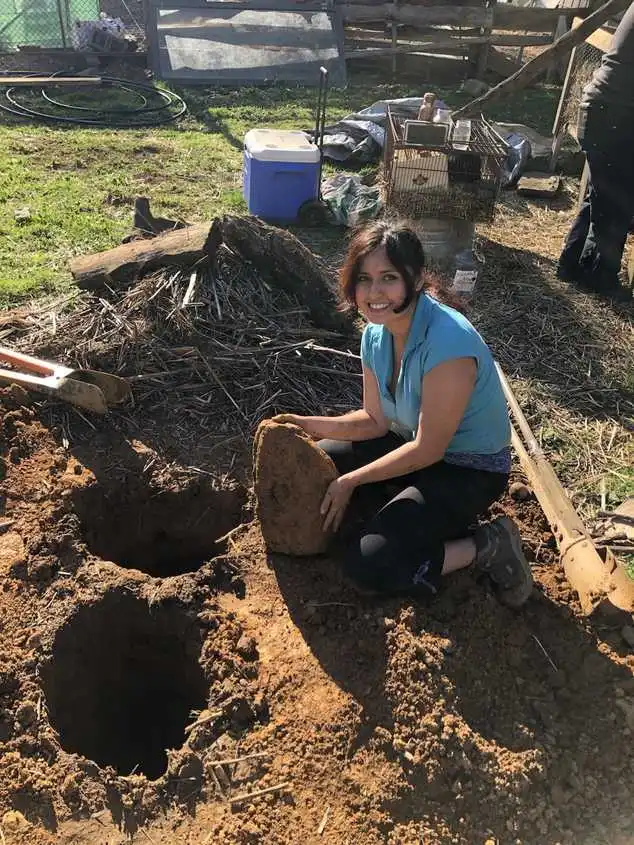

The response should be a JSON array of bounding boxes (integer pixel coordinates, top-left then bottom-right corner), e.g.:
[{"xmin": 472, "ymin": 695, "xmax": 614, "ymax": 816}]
[{"xmin": 383, "ymin": 105, "xmax": 507, "ymax": 224}]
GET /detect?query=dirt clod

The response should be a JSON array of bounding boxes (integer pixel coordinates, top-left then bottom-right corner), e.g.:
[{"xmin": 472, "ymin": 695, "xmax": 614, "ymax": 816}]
[
  {"xmin": 254, "ymin": 421, "xmax": 338, "ymax": 556},
  {"xmin": 236, "ymin": 635, "xmax": 258, "ymax": 662}
]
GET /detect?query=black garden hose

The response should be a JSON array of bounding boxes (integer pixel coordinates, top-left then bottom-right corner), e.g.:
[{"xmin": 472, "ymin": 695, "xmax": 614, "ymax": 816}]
[{"xmin": 0, "ymin": 71, "xmax": 187, "ymax": 126}]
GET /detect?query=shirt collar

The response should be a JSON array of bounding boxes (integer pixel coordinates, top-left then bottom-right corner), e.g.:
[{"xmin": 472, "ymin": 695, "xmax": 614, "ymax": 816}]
[
  {"xmin": 374, "ymin": 293, "xmax": 433, "ymax": 363},
  {"xmin": 403, "ymin": 293, "xmax": 433, "ymax": 357}
]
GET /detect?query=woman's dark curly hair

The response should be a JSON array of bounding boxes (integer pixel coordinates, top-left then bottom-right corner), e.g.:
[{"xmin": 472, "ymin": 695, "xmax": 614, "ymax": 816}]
[{"xmin": 340, "ymin": 220, "xmax": 467, "ymax": 315}]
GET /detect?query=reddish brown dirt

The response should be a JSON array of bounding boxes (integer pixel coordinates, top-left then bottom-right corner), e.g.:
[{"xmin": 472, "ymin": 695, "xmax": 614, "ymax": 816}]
[
  {"xmin": 254, "ymin": 421, "xmax": 338, "ymax": 556},
  {"xmin": 0, "ymin": 387, "xmax": 633, "ymax": 845}
]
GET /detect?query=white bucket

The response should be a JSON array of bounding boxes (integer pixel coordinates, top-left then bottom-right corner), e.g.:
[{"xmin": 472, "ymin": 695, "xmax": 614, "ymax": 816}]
[{"xmin": 412, "ymin": 218, "xmax": 475, "ymax": 270}]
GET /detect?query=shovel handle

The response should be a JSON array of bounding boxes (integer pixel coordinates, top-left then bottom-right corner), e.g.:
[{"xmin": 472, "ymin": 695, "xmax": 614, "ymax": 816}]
[{"xmin": 0, "ymin": 346, "xmax": 58, "ymax": 377}]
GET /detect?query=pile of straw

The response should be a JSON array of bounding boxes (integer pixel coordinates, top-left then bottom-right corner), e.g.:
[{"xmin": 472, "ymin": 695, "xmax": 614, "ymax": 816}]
[{"xmin": 3, "ymin": 237, "xmax": 362, "ymax": 437}]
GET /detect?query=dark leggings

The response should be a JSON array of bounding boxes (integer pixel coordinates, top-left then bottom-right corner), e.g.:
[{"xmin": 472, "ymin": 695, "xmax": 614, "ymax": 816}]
[{"xmin": 319, "ymin": 434, "xmax": 508, "ymax": 597}]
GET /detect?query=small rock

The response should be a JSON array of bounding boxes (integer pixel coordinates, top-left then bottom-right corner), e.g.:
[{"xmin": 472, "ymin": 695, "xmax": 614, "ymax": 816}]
[
  {"xmin": 228, "ymin": 696, "xmax": 256, "ymax": 727},
  {"xmin": 26, "ymin": 632, "xmax": 42, "ymax": 651},
  {"xmin": 61, "ymin": 772, "xmax": 83, "ymax": 805},
  {"xmin": 0, "ymin": 532, "xmax": 26, "ymax": 577},
  {"xmin": 236, "ymin": 635, "xmax": 258, "ymax": 662},
  {"xmin": 509, "ymin": 482, "xmax": 532, "ymax": 501},
  {"xmin": 2, "ymin": 810, "xmax": 30, "ymax": 833},
  {"xmin": 620, "ymin": 625, "xmax": 634, "ymax": 649},
  {"xmin": 0, "ymin": 671, "xmax": 18, "ymax": 695},
  {"xmin": 15, "ymin": 702, "xmax": 37, "ymax": 726},
  {"xmin": 14, "ymin": 207, "xmax": 31, "ymax": 224}
]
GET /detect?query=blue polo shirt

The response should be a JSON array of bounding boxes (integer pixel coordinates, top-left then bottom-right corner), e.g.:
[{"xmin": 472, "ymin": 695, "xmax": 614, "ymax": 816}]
[{"xmin": 360, "ymin": 293, "xmax": 511, "ymax": 457}]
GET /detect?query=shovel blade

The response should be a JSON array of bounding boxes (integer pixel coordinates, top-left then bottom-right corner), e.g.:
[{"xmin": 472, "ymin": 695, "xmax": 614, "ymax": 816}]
[{"xmin": 65, "ymin": 370, "xmax": 131, "ymax": 406}]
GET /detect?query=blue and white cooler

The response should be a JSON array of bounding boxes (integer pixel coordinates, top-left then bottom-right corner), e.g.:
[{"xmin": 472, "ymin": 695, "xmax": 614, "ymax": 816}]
[{"xmin": 243, "ymin": 129, "xmax": 321, "ymax": 222}]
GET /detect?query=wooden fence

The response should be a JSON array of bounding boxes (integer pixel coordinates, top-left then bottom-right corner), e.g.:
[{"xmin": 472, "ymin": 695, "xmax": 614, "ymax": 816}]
[{"xmin": 340, "ymin": 0, "xmax": 595, "ymax": 76}]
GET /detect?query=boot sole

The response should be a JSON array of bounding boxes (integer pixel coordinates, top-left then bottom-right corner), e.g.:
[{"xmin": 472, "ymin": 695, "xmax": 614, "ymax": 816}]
[{"xmin": 495, "ymin": 517, "xmax": 533, "ymax": 608}]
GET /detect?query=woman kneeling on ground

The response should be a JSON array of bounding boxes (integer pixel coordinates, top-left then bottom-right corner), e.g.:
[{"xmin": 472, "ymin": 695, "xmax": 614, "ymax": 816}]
[{"xmin": 275, "ymin": 221, "xmax": 533, "ymax": 608}]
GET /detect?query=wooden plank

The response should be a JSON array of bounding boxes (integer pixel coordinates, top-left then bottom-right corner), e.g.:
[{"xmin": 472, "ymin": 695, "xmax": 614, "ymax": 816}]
[
  {"xmin": 344, "ymin": 32, "xmax": 553, "ymax": 58},
  {"xmin": 452, "ymin": 0, "xmax": 631, "ymax": 119},
  {"xmin": 341, "ymin": 4, "xmax": 492, "ymax": 26},
  {"xmin": 0, "ymin": 76, "xmax": 103, "ymax": 86},
  {"xmin": 345, "ymin": 38, "xmax": 487, "ymax": 57},
  {"xmin": 340, "ymin": 0, "xmax": 486, "ymax": 6},
  {"xmin": 476, "ymin": 0, "xmax": 495, "ymax": 78},
  {"xmin": 498, "ymin": 363, "xmax": 634, "ymax": 617},
  {"xmin": 494, "ymin": 4, "xmax": 588, "ymax": 31},
  {"xmin": 572, "ymin": 13, "xmax": 614, "ymax": 50},
  {"xmin": 516, "ymin": 172, "xmax": 562, "ymax": 197}
]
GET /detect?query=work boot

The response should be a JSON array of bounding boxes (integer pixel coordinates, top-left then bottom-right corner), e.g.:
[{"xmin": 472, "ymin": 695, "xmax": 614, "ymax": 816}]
[{"xmin": 474, "ymin": 516, "xmax": 533, "ymax": 608}]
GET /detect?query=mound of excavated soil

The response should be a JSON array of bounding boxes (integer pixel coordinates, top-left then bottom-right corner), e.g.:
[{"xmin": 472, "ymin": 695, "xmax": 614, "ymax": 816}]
[{"xmin": 254, "ymin": 421, "xmax": 338, "ymax": 556}]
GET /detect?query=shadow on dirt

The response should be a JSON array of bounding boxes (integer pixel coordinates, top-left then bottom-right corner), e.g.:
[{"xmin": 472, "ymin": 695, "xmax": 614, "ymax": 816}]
[{"xmin": 269, "ymin": 532, "xmax": 634, "ymax": 841}]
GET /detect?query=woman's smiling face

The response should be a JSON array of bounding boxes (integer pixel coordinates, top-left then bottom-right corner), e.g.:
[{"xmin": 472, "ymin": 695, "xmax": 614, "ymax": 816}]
[{"xmin": 354, "ymin": 246, "xmax": 417, "ymax": 326}]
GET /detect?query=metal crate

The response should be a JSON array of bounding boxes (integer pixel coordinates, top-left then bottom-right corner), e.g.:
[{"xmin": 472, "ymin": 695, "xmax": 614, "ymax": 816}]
[{"xmin": 383, "ymin": 105, "xmax": 507, "ymax": 224}]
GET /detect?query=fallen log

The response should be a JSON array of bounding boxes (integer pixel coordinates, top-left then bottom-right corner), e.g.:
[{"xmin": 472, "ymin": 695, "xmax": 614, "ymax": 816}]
[
  {"xmin": 69, "ymin": 213, "xmax": 353, "ymax": 334},
  {"xmin": 69, "ymin": 222, "xmax": 212, "ymax": 290},
  {"xmin": 451, "ymin": 0, "xmax": 631, "ymax": 120}
]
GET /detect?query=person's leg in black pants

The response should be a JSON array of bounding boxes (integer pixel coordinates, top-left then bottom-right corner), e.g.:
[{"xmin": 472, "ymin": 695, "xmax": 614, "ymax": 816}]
[
  {"xmin": 319, "ymin": 437, "xmax": 508, "ymax": 598},
  {"xmin": 558, "ymin": 177, "xmax": 591, "ymax": 283},
  {"xmin": 578, "ymin": 144, "xmax": 634, "ymax": 292},
  {"xmin": 558, "ymin": 104, "xmax": 634, "ymax": 296}
]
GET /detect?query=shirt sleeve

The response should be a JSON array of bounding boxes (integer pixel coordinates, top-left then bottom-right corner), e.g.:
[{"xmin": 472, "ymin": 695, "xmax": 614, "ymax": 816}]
[
  {"xmin": 360, "ymin": 325, "xmax": 374, "ymax": 368},
  {"xmin": 420, "ymin": 325, "xmax": 481, "ymax": 376}
]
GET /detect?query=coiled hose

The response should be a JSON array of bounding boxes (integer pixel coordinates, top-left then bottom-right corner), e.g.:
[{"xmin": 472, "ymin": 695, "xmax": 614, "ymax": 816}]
[{"xmin": 0, "ymin": 71, "xmax": 187, "ymax": 126}]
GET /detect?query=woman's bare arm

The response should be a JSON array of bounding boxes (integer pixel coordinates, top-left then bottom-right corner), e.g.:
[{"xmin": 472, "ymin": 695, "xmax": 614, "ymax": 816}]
[
  {"xmin": 275, "ymin": 366, "xmax": 390, "ymax": 441},
  {"xmin": 345, "ymin": 357, "xmax": 477, "ymax": 484}
]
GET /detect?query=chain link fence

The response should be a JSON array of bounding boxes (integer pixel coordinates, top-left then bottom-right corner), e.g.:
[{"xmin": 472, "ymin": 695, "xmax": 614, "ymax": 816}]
[{"xmin": 0, "ymin": 0, "xmax": 145, "ymax": 52}]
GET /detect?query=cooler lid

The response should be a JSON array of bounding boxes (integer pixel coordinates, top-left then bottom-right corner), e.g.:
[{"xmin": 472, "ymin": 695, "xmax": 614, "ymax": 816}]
[{"xmin": 244, "ymin": 129, "xmax": 320, "ymax": 163}]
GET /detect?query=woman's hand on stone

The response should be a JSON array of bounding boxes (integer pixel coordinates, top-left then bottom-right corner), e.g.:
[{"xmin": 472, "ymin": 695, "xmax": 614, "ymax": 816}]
[
  {"xmin": 321, "ymin": 474, "xmax": 357, "ymax": 533},
  {"xmin": 271, "ymin": 413, "xmax": 301, "ymax": 427}
]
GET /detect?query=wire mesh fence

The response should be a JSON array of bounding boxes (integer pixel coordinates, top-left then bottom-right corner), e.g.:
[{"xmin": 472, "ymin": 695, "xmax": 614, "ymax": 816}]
[
  {"xmin": 0, "ymin": 0, "xmax": 145, "ymax": 52},
  {"xmin": 557, "ymin": 40, "xmax": 604, "ymax": 139}
]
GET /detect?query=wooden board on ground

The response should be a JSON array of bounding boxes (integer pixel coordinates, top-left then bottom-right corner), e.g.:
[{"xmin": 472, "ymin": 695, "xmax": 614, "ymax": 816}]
[{"xmin": 517, "ymin": 172, "xmax": 562, "ymax": 198}]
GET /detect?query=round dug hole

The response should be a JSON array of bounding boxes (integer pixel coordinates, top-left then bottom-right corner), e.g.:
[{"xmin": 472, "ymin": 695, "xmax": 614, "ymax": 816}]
[
  {"xmin": 41, "ymin": 590, "xmax": 207, "ymax": 780},
  {"xmin": 75, "ymin": 481, "xmax": 246, "ymax": 578}
]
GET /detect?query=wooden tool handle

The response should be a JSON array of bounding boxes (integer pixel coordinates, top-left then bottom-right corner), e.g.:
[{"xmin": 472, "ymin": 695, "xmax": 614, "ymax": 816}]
[{"xmin": 0, "ymin": 347, "xmax": 56, "ymax": 376}]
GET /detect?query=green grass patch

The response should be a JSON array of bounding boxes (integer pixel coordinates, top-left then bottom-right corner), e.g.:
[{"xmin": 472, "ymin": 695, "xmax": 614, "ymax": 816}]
[{"xmin": 0, "ymin": 71, "xmax": 561, "ymax": 304}]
